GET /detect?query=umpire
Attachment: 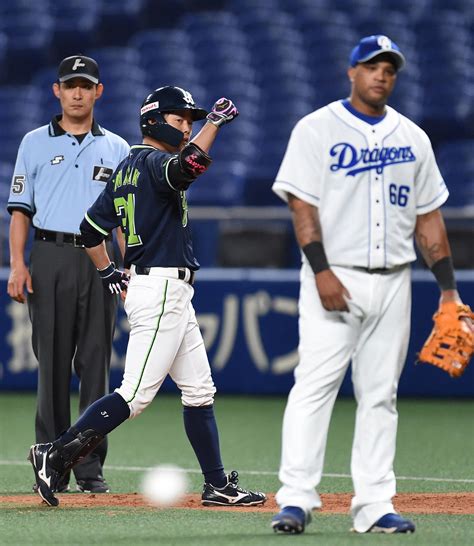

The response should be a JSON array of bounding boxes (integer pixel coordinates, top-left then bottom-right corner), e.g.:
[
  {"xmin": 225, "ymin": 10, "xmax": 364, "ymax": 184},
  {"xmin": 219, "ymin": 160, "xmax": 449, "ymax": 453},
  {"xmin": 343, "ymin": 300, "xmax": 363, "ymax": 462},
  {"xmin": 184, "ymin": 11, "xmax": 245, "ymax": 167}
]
[{"xmin": 7, "ymin": 55, "xmax": 130, "ymax": 493}]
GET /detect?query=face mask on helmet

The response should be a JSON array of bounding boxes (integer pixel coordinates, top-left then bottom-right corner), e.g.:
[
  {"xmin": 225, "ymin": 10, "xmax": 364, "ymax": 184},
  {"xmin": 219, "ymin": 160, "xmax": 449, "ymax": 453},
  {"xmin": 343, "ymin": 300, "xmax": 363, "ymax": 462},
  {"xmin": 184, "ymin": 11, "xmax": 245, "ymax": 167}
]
[{"xmin": 140, "ymin": 86, "xmax": 208, "ymax": 147}]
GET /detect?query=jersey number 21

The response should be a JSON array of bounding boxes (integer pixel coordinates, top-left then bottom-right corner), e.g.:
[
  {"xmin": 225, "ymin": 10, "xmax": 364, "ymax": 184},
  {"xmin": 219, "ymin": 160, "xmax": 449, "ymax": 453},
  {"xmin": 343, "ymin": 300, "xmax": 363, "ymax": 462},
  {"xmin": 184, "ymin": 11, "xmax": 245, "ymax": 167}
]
[{"xmin": 114, "ymin": 195, "xmax": 142, "ymax": 246}]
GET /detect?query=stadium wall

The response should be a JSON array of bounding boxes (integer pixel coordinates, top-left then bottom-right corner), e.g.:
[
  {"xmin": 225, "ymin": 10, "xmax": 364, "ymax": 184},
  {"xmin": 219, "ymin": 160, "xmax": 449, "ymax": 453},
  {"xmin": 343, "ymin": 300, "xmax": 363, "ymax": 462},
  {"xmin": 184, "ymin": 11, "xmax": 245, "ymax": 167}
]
[{"xmin": 0, "ymin": 268, "xmax": 473, "ymax": 397}]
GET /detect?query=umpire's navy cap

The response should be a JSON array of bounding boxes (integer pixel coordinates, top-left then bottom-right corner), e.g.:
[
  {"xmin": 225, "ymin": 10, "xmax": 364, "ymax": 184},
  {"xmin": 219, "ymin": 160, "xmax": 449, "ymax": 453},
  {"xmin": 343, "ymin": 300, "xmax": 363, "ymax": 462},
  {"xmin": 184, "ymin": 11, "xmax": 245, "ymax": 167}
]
[
  {"xmin": 58, "ymin": 55, "xmax": 100, "ymax": 84},
  {"xmin": 350, "ymin": 35, "xmax": 406, "ymax": 70}
]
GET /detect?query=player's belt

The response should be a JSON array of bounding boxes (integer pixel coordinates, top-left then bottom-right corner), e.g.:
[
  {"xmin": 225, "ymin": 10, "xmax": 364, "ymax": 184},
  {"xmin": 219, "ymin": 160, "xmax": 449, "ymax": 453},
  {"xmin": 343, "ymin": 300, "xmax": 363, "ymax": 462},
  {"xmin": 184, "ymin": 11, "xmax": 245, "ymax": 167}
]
[
  {"xmin": 352, "ymin": 264, "xmax": 408, "ymax": 274},
  {"xmin": 134, "ymin": 265, "xmax": 195, "ymax": 285},
  {"xmin": 34, "ymin": 228, "xmax": 112, "ymax": 248}
]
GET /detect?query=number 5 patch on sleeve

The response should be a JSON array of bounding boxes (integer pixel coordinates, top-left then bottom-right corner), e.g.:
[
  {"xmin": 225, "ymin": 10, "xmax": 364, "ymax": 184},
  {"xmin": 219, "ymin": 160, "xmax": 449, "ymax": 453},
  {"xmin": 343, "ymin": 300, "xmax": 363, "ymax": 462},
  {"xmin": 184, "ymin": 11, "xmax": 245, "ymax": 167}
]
[{"xmin": 11, "ymin": 175, "xmax": 26, "ymax": 195}]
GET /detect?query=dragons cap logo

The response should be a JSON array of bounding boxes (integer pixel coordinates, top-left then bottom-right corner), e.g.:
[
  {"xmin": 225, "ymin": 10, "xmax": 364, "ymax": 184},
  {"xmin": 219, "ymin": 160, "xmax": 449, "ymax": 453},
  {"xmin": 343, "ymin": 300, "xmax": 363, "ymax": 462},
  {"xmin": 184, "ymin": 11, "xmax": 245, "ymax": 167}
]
[{"xmin": 377, "ymin": 36, "xmax": 392, "ymax": 50}]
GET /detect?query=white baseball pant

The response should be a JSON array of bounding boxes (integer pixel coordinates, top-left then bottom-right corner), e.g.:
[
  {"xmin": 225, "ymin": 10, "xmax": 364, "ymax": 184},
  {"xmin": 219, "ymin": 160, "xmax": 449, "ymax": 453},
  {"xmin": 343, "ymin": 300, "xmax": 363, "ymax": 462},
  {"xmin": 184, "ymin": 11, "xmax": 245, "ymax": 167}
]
[
  {"xmin": 276, "ymin": 264, "xmax": 411, "ymax": 532},
  {"xmin": 115, "ymin": 267, "xmax": 216, "ymax": 418}
]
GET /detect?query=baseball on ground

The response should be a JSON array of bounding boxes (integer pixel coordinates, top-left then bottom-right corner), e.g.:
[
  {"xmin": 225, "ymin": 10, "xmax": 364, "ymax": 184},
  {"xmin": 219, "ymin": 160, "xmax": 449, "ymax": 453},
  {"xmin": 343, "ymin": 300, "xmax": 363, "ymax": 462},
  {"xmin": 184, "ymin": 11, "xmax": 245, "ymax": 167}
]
[{"xmin": 140, "ymin": 465, "xmax": 189, "ymax": 507}]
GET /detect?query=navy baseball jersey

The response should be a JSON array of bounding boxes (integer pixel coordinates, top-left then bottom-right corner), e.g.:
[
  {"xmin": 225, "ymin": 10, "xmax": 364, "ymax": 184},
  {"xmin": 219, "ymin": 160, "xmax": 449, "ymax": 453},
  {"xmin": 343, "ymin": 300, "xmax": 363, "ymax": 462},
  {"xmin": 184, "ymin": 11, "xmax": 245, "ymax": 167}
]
[{"xmin": 85, "ymin": 144, "xmax": 199, "ymax": 270}]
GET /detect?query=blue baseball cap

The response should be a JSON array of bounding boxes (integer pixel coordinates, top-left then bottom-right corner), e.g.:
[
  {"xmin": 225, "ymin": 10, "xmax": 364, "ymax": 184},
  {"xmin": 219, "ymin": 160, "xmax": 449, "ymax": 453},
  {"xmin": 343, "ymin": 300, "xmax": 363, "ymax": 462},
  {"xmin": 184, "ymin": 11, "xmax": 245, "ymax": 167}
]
[{"xmin": 350, "ymin": 35, "xmax": 406, "ymax": 71}]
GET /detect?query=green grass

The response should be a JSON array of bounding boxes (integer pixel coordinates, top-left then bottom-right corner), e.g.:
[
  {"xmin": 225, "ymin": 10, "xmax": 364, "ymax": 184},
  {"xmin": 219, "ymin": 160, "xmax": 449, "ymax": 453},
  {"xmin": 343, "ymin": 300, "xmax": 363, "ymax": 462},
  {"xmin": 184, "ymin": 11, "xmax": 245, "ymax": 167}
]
[
  {"xmin": 1, "ymin": 509, "xmax": 474, "ymax": 546},
  {"xmin": 0, "ymin": 393, "xmax": 473, "ymax": 545},
  {"xmin": 1, "ymin": 509, "xmax": 473, "ymax": 546}
]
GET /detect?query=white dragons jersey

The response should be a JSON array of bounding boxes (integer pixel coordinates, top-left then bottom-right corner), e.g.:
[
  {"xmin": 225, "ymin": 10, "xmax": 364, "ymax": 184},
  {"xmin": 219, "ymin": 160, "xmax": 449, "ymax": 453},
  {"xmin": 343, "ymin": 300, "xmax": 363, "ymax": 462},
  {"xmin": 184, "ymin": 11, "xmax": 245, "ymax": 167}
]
[{"xmin": 273, "ymin": 100, "xmax": 449, "ymax": 269}]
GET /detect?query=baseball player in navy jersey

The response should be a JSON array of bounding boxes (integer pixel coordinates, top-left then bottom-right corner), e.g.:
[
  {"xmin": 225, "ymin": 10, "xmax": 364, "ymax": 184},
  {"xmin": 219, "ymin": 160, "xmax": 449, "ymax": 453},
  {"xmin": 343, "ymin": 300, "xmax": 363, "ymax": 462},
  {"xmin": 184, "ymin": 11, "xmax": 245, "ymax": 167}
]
[
  {"xmin": 270, "ymin": 36, "xmax": 469, "ymax": 535},
  {"xmin": 8, "ymin": 55, "xmax": 129, "ymax": 494},
  {"xmin": 27, "ymin": 85, "xmax": 266, "ymax": 509}
]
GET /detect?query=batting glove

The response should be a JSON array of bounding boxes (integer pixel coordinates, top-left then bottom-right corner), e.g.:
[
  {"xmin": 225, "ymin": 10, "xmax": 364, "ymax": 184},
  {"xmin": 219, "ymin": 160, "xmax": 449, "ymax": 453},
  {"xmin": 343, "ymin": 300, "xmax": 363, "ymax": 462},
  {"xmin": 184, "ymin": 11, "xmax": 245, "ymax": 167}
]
[
  {"xmin": 98, "ymin": 262, "xmax": 130, "ymax": 295},
  {"xmin": 206, "ymin": 98, "xmax": 239, "ymax": 127}
]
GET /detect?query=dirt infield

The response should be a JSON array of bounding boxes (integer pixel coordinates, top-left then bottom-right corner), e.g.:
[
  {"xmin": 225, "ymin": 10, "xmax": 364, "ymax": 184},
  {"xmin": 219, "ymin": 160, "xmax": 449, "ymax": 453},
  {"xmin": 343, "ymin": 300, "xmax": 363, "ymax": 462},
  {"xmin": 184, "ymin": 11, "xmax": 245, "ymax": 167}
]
[{"xmin": 1, "ymin": 492, "xmax": 473, "ymax": 514}]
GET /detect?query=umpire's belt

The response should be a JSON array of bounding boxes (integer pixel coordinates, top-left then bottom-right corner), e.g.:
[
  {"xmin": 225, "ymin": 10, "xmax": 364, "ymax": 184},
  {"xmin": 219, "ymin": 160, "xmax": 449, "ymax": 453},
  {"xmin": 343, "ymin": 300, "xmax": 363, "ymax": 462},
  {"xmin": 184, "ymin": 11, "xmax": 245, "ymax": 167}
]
[
  {"xmin": 134, "ymin": 265, "xmax": 195, "ymax": 285},
  {"xmin": 35, "ymin": 228, "xmax": 111, "ymax": 248}
]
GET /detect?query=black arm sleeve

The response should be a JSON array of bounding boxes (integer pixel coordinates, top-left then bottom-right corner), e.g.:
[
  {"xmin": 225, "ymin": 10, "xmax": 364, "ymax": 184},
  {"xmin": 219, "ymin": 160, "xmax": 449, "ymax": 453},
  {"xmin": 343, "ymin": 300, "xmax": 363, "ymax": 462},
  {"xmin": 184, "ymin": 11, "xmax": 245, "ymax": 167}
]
[
  {"xmin": 166, "ymin": 143, "xmax": 212, "ymax": 191},
  {"xmin": 80, "ymin": 217, "xmax": 107, "ymax": 248}
]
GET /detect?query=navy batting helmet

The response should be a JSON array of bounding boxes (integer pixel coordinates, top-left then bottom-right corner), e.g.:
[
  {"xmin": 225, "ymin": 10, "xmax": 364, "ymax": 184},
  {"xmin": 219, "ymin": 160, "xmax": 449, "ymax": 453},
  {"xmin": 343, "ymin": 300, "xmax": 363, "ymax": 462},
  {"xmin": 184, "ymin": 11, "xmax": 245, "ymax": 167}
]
[{"xmin": 140, "ymin": 86, "xmax": 208, "ymax": 147}]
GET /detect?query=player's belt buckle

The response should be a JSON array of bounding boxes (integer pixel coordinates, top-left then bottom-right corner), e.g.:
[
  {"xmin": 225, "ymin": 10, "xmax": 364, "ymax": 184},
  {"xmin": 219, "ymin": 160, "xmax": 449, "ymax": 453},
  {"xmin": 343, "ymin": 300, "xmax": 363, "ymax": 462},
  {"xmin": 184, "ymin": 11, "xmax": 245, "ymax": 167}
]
[
  {"xmin": 178, "ymin": 268, "xmax": 195, "ymax": 285},
  {"xmin": 135, "ymin": 266, "xmax": 195, "ymax": 285},
  {"xmin": 365, "ymin": 267, "xmax": 389, "ymax": 274}
]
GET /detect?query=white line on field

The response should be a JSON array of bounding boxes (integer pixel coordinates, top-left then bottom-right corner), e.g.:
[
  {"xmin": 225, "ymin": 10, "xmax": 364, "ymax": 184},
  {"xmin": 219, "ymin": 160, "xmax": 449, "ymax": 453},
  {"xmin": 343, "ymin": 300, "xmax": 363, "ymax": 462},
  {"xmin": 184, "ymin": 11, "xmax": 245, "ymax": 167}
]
[{"xmin": 1, "ymin": 460, "xmax": 473, "ymax": 484}]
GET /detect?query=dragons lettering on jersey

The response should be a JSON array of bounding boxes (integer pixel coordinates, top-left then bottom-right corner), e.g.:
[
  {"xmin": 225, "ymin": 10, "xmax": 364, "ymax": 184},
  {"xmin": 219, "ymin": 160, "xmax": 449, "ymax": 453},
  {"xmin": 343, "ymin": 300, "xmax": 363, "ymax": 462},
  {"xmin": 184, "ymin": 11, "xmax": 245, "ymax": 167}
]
[{"xmin": 330, "ymin": 143, "xmax": 416, "ymax": 176}]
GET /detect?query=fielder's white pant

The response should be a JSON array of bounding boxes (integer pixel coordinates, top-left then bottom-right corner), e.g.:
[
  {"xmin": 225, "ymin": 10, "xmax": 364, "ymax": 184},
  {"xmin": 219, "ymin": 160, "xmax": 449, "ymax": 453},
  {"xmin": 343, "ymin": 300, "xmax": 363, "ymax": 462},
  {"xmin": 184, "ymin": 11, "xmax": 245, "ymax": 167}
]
[
  {"xmin": 276, "ymin": 264, "xmax": 411, "ymax": 532},
  {"xmin": 115, "ymin": 267, "xmax": 216, "ymax": 418}
]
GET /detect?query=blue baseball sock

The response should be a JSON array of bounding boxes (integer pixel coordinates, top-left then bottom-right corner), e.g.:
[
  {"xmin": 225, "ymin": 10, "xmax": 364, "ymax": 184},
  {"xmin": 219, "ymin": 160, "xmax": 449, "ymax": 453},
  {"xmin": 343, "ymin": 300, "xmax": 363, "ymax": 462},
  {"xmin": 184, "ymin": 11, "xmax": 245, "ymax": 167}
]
[
  {"xmin": 183, "ymin": 405, "xmax": 226, "ymax": 487},
  {"xmin": 59, "ymin": 392, "xmax": 130, "ymax": 443}
]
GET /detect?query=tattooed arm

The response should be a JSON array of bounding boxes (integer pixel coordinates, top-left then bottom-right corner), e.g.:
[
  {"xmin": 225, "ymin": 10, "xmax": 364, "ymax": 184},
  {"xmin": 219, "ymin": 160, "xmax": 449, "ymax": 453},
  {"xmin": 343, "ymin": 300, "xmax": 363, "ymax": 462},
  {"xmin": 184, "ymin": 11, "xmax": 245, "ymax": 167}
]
[
  {"xmin": 415, "ymin": 209, "xmax": 461, "ymax": 303},
  {"xmin": 288, "ymin": 193, "xmax": 322, "ymax": 245},
  {"xmin": 415, "ymin": 209, "xmax": 451, "ymax": 267},
  {"xmin": 288, "ymin": 194, "xmax": 351, "ymax": 311}
]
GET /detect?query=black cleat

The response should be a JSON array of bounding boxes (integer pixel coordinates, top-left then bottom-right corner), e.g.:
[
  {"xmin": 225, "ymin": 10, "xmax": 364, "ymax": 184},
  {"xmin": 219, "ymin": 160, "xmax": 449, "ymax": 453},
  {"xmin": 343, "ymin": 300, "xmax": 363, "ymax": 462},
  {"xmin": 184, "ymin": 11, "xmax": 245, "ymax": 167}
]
[
  {"xmin": 76, "ymin": 477, "xmax": 110, "ymax": 493},
  {"xmin": 32, "ymin": 482, "xmax": 70, "ymax": 494},
  {"xmin": 272, "ymin": 506, "xmax": 310, "ymax": 534},
  {"xmin": 28, "ymin": 443, "xmax": 61, "ymax": 507},
  {"xmin": 202, "ymin": 470, "xmax": 266, "ymax": 506}
]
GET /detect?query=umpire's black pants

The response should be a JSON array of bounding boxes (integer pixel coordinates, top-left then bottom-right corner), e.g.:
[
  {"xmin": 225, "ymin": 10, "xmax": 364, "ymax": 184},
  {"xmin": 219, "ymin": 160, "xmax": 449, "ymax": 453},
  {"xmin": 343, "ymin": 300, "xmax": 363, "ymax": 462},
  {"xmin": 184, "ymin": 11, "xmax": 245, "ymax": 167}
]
[{"xmin": 27, "ymin": 239, "xmax": 118, "ymax": 483}]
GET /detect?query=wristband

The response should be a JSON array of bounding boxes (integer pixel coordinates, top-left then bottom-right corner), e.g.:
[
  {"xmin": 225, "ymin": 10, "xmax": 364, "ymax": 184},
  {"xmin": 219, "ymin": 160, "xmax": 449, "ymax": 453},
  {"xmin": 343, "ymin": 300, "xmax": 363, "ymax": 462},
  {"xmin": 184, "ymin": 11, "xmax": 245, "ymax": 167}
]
[
  {"xmin": 98, "ymin": 262, "xmax": 115, "ymax": 278},
  {"xmin": 302, "ymin": 242, "xmax": 329, "ymax": 274},
  {"xmin": 431, "ymin": 256, "xmax": 457, "ymax": 291}
]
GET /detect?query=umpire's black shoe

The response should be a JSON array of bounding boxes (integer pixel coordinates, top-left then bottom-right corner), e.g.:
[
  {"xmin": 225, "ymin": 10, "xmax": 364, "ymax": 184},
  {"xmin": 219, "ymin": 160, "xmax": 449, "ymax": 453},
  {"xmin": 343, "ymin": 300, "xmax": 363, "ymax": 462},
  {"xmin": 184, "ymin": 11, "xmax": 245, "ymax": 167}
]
[
  {"xmin": 28, "ymin": 443, "xmax": 61, "ymax": 507},
  {"xmin": 201, "ymin": 470, "xmax": 266, "ymax": 506},
  {"xmin": 76, "ymin": 477, "xmax": 110, "ymax": 493}
]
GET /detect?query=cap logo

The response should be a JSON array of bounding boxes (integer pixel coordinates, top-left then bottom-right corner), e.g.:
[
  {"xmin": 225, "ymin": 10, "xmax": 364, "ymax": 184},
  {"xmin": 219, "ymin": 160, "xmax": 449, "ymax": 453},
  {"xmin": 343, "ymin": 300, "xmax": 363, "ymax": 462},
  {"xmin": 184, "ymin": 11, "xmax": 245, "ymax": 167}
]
[
  {"xmin": 72, "ymin": 58, "xmax": 86, "ymax": 71},
  {"xmin": 377, "ymin": 36, "xmax": 392, "ymax": 50},
  {"xmin": 141, "ymin": 101, "xmax": 159, "ymax": 115},
  {"xmin": 176, "ymin": 87, "xmax": 195, "ymax": 105}
]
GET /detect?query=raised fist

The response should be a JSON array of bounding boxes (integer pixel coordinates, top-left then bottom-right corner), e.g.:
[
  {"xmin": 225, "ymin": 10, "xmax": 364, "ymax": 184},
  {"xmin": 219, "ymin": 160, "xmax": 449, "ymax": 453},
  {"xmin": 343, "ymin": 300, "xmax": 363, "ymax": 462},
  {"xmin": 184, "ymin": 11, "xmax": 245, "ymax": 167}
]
[{"xmin": 206, "ymin": 98, "xmax": 239, "ymax": 127}]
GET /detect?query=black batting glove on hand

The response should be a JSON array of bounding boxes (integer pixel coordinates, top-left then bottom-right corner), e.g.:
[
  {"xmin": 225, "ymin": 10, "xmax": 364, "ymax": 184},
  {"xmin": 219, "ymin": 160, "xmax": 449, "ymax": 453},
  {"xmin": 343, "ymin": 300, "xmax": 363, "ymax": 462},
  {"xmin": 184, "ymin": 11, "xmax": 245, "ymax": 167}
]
[
  {"xmin": 98, "ymin": 262, "xmax": 130, "ymax": 295},
  {"xmin": 206, "ymin": 98, "xmax": 239, "ymax": 127}
]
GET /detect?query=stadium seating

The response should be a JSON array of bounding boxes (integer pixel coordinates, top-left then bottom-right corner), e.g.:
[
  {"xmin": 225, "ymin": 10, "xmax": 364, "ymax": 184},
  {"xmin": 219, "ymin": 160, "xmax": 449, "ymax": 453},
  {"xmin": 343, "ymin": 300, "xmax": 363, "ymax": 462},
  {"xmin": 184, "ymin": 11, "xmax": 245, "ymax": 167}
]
[
  {"xmin": 0, "ymin": 30, "xmax": 6, "ymax": 69},
  {"xmin": 0, "ymin": 0, "xmax": 50, "ymax": 19},
  {"xmin": 96, "ymin": 0, "xmax": 148, "ymax": 45},
  {"xmin": 31, "ymin": 67, "xmax": 63, "ymax": 124},
  {"xmin": 0, "ymin": 0, "xmax": 473, "ymax": 266},
  {"xmin": 0, "ymin": 86, "xmax": 43, "ymax": 164},
  {"xmin": 0, "ymin": 14, "xmax": 54, "ymax": 83},
  {"xmin": 0, "ymin": 162, "xmax": 12, "ymax": 206},
  {"xmin": 188, "ymin": 161, "xmax": 248, "ymax": 206},
  {"xmin": 50, "ymin": 0, "xmax": 101, "ymax": 55},
  {"xmin": 130, "ymin": 29, "xmax": 205, "ymax": 96},
  {"xmin": 0, "ymin": 161, "xmax": 14, "ymax": 265},
  {"xmin": 87, "ymin": 47, "xmax": 148, "ymax": 143},
  {"xmin": 436, "ymin": 140, "xmax": 474, "ymax": 207}
]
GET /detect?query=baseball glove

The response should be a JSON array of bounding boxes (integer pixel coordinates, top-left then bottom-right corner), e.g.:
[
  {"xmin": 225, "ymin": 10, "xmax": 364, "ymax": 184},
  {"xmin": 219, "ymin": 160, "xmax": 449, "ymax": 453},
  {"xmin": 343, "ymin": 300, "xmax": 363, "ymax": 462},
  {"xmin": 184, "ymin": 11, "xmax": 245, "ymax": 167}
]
[{"xmin": 417, "ymin": 301, "xmax": 474, "ymax": 378}]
